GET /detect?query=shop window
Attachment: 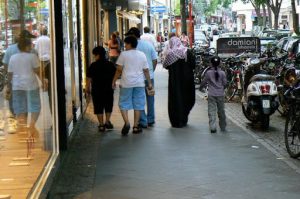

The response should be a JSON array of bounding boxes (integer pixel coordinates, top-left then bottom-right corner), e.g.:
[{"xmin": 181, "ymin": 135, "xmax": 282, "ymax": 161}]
[{"xmin": 0, "ymin": 0, "xmax": 56, "ymax": 198}]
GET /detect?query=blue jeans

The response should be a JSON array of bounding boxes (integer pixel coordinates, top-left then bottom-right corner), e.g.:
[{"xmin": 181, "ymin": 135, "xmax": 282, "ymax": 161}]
[{"xmin": 139, "ymin": 79, "xmax": 155, "ymax": 126}]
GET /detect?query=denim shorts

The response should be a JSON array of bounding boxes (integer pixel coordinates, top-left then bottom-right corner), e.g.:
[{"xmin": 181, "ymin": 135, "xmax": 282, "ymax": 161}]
[
  {"xmin": 119, "ymin": 87, "xmax": 145, "ymax": 110},
  {"xmin": 12, "ymin": 89, "xmax": 41, "ymax": 114}
]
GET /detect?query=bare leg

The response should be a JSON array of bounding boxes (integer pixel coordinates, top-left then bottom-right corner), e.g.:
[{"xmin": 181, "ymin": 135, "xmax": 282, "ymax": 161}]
[
  {"xmin": 30, "ymin": 112, "xmax": 40, "ymax": 128},
  {"xmin": 17, "ymin": 113, "xmax": 27, "ymax": 131},
  {"xmin": 29, "ymin": 112, "xmax": 40, "ymax": 138},
  {"xmin": 120, "ymin": 110, "xmax": 130, "ymax": 125},
  {"xmin": 105, "ymin": 112, "xmax": 111, "ymax": 123},
  {"xmin": 96, "ymin": 114, "xmax": 104, "ymax": 125},
  {"xmin": 134, "ymin": 110, "xmax": 141, "ymax": 127}
]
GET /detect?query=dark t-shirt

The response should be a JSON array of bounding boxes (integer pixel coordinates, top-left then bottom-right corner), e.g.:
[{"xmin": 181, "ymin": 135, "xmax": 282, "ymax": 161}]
[{"xmin": 86, "ymin": 59, "xmax": 116, "ymax": 92}]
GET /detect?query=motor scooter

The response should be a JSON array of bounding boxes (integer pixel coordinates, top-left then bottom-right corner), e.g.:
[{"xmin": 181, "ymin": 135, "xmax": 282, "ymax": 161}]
[{"xmin": 241, "ymin": 57, "xmax": 279, "ymax": 130}]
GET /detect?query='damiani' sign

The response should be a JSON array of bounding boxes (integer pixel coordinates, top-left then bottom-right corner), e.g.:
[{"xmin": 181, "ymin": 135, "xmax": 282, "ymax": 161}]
[{"xmin": 217, "ymin": 37, "xmax": 261, "ymax": 54}]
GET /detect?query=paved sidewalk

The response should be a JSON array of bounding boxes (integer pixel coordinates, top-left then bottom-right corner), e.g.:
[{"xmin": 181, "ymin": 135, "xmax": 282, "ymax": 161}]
[{"xmin": 48, "ymin": 65, "xmax": 300, "ymax": 199}]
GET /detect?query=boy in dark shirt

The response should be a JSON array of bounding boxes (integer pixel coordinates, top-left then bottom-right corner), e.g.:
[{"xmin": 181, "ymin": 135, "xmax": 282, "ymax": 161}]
[{"xmin": 86, "ymin": 46, "xmax": 116, "ymax": 132}]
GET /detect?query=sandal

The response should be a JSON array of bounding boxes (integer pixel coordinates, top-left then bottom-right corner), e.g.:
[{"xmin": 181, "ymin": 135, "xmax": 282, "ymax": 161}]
[
  {"xmin": 132, "ymin": 126, "xmax": 143, "ymax": 134},
  {"xmin": 98, "ymin": 124, "xmax": 106, "ymax": 132},
  {"xmin": 121, "ymin": 123, "xmax": 130, "ymax": 136},
  {"xmin": 105, "ymin": 121, "xmax": 114, "ymax": 129}
]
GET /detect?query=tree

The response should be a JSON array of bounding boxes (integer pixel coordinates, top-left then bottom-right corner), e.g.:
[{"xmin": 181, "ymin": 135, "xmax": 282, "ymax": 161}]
[
  {"xmin": 265, "ymin": 0, "xmax": 283, "ymax": 30},
  {"xmin": 291, "ymin": 0, "xmax": 299, "ymax": 34},
  {"xmin": 193, "ymin": 0, "xmax": 208, "ymax": 23},
  {"xmin": 239, "ymin": 0, "xmax": 264, "ymax": 27},
  {"xmin": 180, "ymin": 0, "xmax": 187, "ymax": 33},
  {"xmin": 174, "ymin": 0, "xmax": 180, "ymax": 15},
  {"xmin": 205, "ymin": 0, "xmax": 221, "ymax": 16},
  {"xmin": 223, "ymin": 0, "xmax": 232, "ymax": 8},
  {"xmin": 205, "ymin": 0, "xmax": 231, "ymax": 15},
  {"xmin": 193, "ymin": 0, "xmax": 208, "ymax": 15}
]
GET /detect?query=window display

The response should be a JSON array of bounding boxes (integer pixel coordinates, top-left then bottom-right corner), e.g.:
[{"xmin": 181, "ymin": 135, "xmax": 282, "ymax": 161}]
[{"xmin": 0, "ymin": 0, "xmax": 56, "ymax": 198}]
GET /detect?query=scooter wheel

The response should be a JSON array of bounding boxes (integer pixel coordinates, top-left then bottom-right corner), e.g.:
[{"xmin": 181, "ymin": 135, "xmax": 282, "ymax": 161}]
[{"xmin": 261, "ymin": 115, "xmax": 270, "ymax": 130}]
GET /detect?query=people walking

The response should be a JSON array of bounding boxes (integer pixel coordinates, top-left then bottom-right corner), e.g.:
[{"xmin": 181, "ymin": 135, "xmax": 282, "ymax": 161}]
[
  {"xmin": 180, "ymin": 31, "xmax": 189, "ymax": 47},
  {"xmin": 107, "ymin": 33, "xmax": 120, "ymax": 66},
  {"xmin": 3, "ymin": 30, "xmax": 37, "ymax": 117},
  {"xmin": 112, "ymin": 35, "xmax": 153, "ymax": 135},
  {"xmin": 7, "ymin": 38, "xmax": 42, "ymax": 136},
  {"xmin": 125, "ymin": 27, "xmax": 158, "ymax": 128},
  {"xmin": 35, "ymin": 28, "xmax": 52, "ymax": 112},
  {"xmin": 199, "ymin": 56, "xmax": 227, "ymax": 133},
  {"xmin": 140, "ymin": 26, "xmax": 157, "ymax": 49},
  {"xmin": 161, "ymin": 32, "xmax": 176, "ymax": 62},
  {"xmin": 114, "ymin": 31, "xmax": 124, "ymax": 52},
  {"xmin": 163, "ymin": 37, "xmax": 195, "ymax": 128},
  {"xmin": 86, "ymin": 46, "xmax": 116, "ymax": 132}
]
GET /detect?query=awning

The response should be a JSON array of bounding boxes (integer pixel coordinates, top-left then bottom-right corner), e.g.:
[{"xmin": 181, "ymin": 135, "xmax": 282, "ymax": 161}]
[{"xmin": 119, "ymin": 11, "xmax": 141, "ymax": 24}]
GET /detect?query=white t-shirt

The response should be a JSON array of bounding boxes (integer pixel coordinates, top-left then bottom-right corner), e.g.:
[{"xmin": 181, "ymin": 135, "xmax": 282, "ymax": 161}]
[
  {"xmin": 35, "ymin": 35, "xmax": 51, "ymax": 61},
  {"xmin": 140, "ymin": 33, "xmax": 157, "ymax": 48},
  {"xmin": 116, "ymin": 49, "xmax": 148, "ymax": 88},
  {"xmin": 8, "ymin": 52, "xmax": 39, "ymax": 90}
]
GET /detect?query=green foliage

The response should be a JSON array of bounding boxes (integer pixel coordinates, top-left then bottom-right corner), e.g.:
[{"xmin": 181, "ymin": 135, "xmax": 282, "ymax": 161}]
[
  {"xmin": 223, "ymin": 0, "xmax": 232, "ymax": 8},
  {"xmin": 193, "ymin": 0, "xmax": 208, "ymax": 15},
  {"xmin": 174, "ymin": 0, "xmax": 180, "ymax": 15},
  {"xmin": 239, "ymin": 0, "xmax": 266, "ymax": 8},
  {"xmin": 204, "ymin": 0, "xmax": 232, "ymax": 15}
]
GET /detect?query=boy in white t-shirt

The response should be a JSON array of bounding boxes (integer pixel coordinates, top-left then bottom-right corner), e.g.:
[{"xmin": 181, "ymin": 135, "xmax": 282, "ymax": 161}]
[
  {"xmin": 7, "ymin": 38, "xmax": 42, "ymax": 136},
  {"xmin": 112, "ymin": 36, "xmax": 153, "ymax": 135}
]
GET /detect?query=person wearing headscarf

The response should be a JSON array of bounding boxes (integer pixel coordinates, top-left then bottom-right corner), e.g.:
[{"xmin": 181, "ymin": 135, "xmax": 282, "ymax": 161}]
[
  {"xmin": 199, "ymin": 56, "xmax": 227, "ymax": 133},
  {"xmin": 163, "ymin": 37, "xmax": 195, "ymax": 128}
]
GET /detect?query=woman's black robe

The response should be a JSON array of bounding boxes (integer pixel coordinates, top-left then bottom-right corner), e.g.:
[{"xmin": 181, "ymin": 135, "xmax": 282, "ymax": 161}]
[{"xmin": 167, "ymin": 50, "xmax": 195, "ymax": 127}]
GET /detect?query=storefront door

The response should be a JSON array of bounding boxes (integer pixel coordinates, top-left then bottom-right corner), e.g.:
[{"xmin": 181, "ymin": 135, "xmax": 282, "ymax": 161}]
[{"xmin": 62, "ymin": 0, "xmax": 81, "ymax": 133}]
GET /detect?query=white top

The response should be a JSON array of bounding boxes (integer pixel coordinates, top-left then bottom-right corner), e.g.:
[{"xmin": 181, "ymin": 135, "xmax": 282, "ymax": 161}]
[
  {"xmin": 140, "ymin": 33, "xmax": 157, "ymax": 48},
  {"xmin": 116, "ymin": 49, "xmax": 149, "ymax": 88},
  {"xmin": 35, "ymin": 35, "xmax": 51, "ymax": 61},
  {"xmin": 8, "ymin": 52, "xmax": 39, "ymax": 90}
]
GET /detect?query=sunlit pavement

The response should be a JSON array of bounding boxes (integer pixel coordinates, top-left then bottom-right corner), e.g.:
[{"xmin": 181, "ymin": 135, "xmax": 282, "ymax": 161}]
[{"xmin": 48, "ymin": 64, "xmax": 300, "ymax": 199}]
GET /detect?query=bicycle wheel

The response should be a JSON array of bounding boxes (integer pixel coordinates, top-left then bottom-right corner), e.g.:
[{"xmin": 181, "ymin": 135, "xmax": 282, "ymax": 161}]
[
  {"xmin": 225, "ymin": 82, "xmax": 236, "ymax": 102},
  {"xmin": 284, "ymin": 110, "xmax": 300, "ymax": 158}
]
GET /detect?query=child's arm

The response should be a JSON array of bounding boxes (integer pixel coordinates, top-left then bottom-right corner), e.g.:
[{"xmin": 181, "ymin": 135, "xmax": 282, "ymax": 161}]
[
  {"xmin": 199, "ymin": 75, "xmax": 208, "ymax": 92},
  {"xmin": 112, "ymin": 65, "xmax": 122, "ymax": 89},
  {"xmin": 86, "ymin": 77, "xmax": 91, "ymax": 95}
]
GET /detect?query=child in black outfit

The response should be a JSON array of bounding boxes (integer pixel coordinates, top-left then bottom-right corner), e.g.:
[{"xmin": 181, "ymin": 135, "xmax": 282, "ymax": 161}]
[{"xmin": 86, "ymin": 46, "xmax": 116, "ymax": 132}]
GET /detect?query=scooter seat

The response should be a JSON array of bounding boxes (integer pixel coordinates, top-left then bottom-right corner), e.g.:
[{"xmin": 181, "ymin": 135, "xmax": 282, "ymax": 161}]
[{"xmin": 250, "ymin": 74, "xmax": 275, "ymax": 82}]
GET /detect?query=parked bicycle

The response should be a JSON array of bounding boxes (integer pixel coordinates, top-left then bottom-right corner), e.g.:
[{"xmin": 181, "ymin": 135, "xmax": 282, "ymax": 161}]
[
  {"xmin": 284, "ymin": 80, "xmax": 300, "ymax": 158},
  {"xmin": 223, "ymin": 57, "xmax": 245, "ymax": 102}
]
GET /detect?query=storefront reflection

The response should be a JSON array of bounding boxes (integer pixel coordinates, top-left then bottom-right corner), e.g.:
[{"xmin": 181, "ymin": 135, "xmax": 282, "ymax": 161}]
[{"xmin": 0, "ymin": 0, "xmax": 55, "ymax": 198}]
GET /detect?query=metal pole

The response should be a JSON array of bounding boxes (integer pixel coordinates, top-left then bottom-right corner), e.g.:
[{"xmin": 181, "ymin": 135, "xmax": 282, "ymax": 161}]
[
  {"xmin": 180, "ymin": 0, "xmax": 187, "ymax": 33},
  {"xmin": 188, "ymin": 0, "xmax": 193, "ymax": 47}
]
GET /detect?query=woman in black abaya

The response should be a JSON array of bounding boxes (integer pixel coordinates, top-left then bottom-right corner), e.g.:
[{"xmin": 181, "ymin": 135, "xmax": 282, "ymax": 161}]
[{"xmin": 163, "ymin": 37, "xmax": 195, "ymax": 128}]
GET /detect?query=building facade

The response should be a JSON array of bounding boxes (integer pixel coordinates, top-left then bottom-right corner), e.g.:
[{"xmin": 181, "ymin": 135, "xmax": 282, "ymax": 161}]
[
  {"xmin": 0, "ymin": 0, "xmax": 100, "ymax": 198},
  {"xmin": 232, "ymin": 0, "xmax": 293, "ymax": 32}
]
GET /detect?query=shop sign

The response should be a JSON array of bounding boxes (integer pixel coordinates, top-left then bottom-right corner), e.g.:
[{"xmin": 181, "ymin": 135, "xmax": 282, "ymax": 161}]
[
  {"xmin": 217, "ymin": 37, "xmax": 260, "ymax": 54},
  {"xmin": 151, "ymin": 6, "xmax": 167, "ymax": 13}
]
